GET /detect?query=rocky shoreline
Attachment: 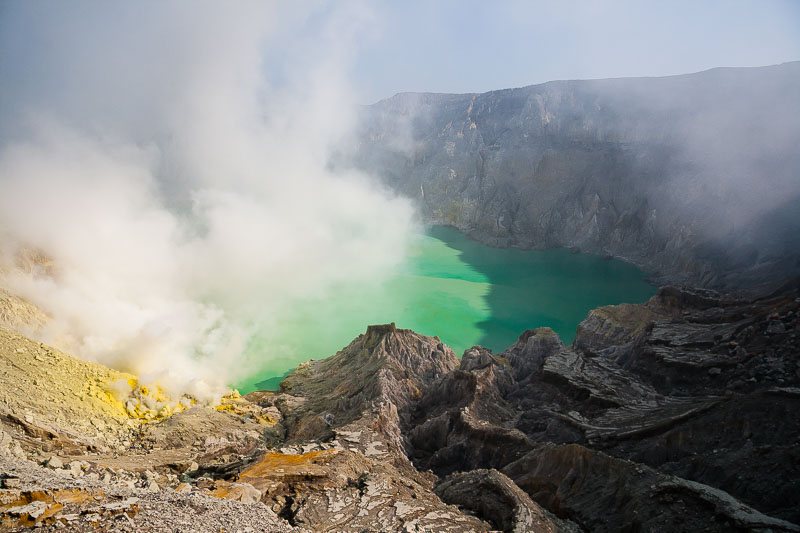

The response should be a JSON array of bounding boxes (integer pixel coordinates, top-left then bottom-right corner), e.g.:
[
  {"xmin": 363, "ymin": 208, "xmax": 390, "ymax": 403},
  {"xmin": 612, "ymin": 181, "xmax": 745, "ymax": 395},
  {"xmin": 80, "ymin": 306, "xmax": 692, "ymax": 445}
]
[{"xmin": 1, "ymin": 279, "xmax": 798, "ymax": 531}]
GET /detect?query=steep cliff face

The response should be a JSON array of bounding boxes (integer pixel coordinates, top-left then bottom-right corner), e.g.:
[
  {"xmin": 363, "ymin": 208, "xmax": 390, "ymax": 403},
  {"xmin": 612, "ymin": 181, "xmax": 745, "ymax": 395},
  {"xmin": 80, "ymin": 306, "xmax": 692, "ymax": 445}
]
[{"xmin": 350, "ymin": 62, "xmax": 800, "ymax": 291}]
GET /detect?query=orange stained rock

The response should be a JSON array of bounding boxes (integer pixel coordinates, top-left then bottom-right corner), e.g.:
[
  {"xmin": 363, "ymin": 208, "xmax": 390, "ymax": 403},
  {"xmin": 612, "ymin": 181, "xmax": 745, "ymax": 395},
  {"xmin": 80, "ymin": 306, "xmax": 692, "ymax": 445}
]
[
  {"xmin": 239, "ymin": 449, "xmax": 338, "ymax": 481},
  {"xmin": 0, "ymin": 488, "xmax": 104, "ymax": 528},
  {"xmin": 1, "ymin": 487, "xmax": 102, "ymax": 509},
  {"xmin": 208, "ymin": 480, "xmax": 236, "ymax": 500}
]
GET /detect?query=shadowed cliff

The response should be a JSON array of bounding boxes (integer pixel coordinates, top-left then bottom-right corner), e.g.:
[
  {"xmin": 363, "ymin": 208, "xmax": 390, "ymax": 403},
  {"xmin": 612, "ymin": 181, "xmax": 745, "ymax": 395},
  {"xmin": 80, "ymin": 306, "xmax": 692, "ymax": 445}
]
[{"xmin": 348, "ymin": 62, "xmax": 800, "ymax": 292}]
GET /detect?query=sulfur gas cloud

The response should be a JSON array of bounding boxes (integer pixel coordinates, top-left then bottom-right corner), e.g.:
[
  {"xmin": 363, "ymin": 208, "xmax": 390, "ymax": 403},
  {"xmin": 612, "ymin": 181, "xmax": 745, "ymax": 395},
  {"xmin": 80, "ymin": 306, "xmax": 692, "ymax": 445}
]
[{"xmin": 0, "ymin": 2, "xmax": 416, "ymax": 397}]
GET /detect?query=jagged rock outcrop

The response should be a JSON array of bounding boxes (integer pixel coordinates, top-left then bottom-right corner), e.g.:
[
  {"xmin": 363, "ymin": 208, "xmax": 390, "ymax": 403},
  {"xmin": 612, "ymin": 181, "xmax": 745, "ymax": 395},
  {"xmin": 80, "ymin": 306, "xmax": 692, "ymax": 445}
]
[
  {"xmin": 2, "ymin": 282, "xmax": 798, "ymax": 531},
  {"xmin": 244, "ymin": 323, "xmax": 498, "ymax": 531},
  {"xmin": 348, "ymin": 62, "xmax": 800, "ymax": 291},
  {"xmin": 504, "ymin": 443, "xmax": 799, "ymax": 532},
  {"xmin": 402, "ymin": 283, "xmax": 800, "ymax": 530},
  {"xmin": 278, "ymin": 323, "xmax": 458, "ymax": 445},
  {"xmin": 435, "ymin": 468, "xmax": 577, "ymax": 533},
  {"xmin": 0, "ymin": 320, "xmax": 500, "ymax": 531}
]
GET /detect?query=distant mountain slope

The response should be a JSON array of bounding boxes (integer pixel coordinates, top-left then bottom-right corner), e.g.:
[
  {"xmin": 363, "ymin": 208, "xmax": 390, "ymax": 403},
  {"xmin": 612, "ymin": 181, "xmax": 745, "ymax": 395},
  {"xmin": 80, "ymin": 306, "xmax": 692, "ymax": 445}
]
[{"xmin": 350, "ymin": 62, "xmax": 800, "ymax": 291}]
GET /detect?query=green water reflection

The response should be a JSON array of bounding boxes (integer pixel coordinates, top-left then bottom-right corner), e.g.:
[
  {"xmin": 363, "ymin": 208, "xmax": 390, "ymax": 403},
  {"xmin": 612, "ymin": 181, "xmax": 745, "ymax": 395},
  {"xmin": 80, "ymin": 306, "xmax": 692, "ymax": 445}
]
[{"xmin": 238, "ymin": 226, "xmax": 654, "ymax": 392}]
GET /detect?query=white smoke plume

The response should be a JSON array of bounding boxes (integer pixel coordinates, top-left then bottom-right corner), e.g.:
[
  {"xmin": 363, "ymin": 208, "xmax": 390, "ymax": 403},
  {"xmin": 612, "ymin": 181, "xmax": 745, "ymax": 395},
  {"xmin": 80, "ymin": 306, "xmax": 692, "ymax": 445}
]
[{"xmin": 0, "ymin": 2, "xmax": 416, "ymax": 397}]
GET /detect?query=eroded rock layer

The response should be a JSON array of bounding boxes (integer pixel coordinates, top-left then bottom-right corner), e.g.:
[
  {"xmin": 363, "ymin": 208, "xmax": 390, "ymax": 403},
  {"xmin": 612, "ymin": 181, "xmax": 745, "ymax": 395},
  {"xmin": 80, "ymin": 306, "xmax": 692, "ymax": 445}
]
[
  {"xmin": 1, "ymin": 281, "xmax": 799, "ymax": 531},
  {"xmin": 404, "ymin": 282, "xmax": 800, "ymax": 531}
]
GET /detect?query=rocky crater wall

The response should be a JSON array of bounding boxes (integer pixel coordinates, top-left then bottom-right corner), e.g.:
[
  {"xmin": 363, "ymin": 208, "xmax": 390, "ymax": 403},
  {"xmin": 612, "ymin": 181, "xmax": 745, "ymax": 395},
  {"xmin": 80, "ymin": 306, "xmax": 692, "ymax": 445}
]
[{"xmin": 348, "ymin": 62, "xmax": 800, "ymax": 292}]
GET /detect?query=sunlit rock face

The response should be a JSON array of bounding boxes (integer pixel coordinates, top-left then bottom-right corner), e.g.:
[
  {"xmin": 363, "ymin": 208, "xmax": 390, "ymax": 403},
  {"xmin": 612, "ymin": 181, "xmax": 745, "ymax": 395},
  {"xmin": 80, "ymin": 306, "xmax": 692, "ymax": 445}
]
[
  {"xmin": 350, "ymin": 61, "xmax": 800, "ymax": 292},
  {"xmin": 2, "ymin": 282, "xmax": 799, "ymax": 531}
]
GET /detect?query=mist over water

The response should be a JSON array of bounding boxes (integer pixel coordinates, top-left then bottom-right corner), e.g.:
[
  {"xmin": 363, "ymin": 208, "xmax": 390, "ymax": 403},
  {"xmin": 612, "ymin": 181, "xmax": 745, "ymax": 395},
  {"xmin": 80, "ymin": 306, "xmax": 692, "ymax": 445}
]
[
  {"xmin": 0, "ymin": 2, "xmax": 783, "ymax": 400},
  {"xmin": 241, "ymin": 226, "xmax": 655, "ymax": 393},
  {"xmin": 0, "ymin": 2, "xmax": 415, "ymax": 397}
]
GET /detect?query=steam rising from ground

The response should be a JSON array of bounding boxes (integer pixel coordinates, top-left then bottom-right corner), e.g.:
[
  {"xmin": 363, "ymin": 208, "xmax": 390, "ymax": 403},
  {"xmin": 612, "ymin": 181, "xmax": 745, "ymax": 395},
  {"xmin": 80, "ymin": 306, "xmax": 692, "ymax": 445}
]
[{"xmin": 0, "ymin": 2, "xmax": 415, "ymax": 397}]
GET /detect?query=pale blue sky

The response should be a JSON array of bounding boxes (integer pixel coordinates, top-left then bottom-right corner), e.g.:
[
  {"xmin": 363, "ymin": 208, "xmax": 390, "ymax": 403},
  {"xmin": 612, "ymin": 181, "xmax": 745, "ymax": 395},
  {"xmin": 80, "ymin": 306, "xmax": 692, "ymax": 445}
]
[
  {"xmin": 2, "ymin": 0, "xmax": 799, "ymax": 110},
  {"xmin": 350, "ymin": 0, "xmax": 800, "ymax": 103}
]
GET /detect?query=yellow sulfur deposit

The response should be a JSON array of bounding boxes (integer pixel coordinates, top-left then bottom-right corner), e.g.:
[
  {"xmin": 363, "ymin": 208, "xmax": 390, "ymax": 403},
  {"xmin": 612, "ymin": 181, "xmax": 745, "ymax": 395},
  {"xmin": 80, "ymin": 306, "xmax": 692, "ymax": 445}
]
[
  {"xmin": 0, "ymin": 325, "xmax": 210, "ymax": 445},
  {"xmin": 215, "ymin": 390, "xmax": 278, "ymax": 426},
  {"xmin": 122, "ymin": 380, "xmax": 196, "ymax": 422}
]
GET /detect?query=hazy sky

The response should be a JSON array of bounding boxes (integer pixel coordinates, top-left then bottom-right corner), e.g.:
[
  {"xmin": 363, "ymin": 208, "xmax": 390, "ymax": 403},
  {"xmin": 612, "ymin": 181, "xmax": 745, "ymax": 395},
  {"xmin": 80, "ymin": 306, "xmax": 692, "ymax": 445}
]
[
  {"xmin": 0, "ymin": 0, "xmax": 798, "ymax": 395},
  {"xmin": 3, "ymin": 1, "xmax": 799, "ymax": 106},
  {"xmin": 350, "ymin": 0, "xmax": 800, "ymax": 102}
]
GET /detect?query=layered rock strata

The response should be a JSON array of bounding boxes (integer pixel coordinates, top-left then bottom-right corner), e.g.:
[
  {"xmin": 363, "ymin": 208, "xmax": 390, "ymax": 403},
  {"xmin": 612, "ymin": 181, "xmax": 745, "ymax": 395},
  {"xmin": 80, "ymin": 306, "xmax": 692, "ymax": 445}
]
[{"xmin": 2, "ymin": 281, "xmax": 799, "ymax": 531}]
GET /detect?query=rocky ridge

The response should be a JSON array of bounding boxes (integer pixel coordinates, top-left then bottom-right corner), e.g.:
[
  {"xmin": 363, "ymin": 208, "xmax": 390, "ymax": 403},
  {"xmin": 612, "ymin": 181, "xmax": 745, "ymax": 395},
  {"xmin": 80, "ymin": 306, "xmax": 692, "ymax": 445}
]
[
  {"xmin": 405, "ymin": 281, "xmax": 800, "ymax": 530},
  {"xmin": 1, "ymin": 281, "xmax": 799, "ymax": 531},
  {"xmin": 348, "ymin": 62, "xmax": 800, "ymax": 291},
  {"xmin": 0, "ymin": 315, "xmax": 552, "ymax": 531}
]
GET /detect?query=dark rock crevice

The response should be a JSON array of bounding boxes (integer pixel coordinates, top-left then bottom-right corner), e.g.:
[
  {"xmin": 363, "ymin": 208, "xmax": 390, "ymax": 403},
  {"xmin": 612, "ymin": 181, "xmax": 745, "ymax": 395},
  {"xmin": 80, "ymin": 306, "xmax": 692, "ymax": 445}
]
[{"xmin": 392, "ymin": 284, "xmax": 800, "ymax": 530}]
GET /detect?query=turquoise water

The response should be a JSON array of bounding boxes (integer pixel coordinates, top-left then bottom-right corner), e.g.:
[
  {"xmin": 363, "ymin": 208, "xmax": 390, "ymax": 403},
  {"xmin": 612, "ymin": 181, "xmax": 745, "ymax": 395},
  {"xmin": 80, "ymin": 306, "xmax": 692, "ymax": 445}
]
[{"xmin": 238, "ymin": 226, "xmax": 655, "ymax": 392}]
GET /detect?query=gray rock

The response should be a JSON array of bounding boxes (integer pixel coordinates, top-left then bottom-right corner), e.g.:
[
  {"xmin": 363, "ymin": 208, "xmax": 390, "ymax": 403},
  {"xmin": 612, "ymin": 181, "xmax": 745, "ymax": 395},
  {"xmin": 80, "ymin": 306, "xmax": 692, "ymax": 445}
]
[
  {"xmin": 401, "ymin": 283, "xmax": 800, "ymax": 527},
  {"xmin": 767, "ymin": 320, "xmax": 787, "ymax": 335},
  {"xmin": 46, "ymin": 456, "xmax": 64, "ymax": 469},
  {"xmin": 504, "ymin": 444, "xmax": 800, "ymax": 533},
  {"xmin": 435, "ymin": 468, "xmax": 578, "ymax": 532},
  {"xmin": 348, "ymin": 62, "xmax": 800, "ymax": 291},
  {"xmin": 3, "ymin": 275, "xmax": 799, "ymax": 532}
]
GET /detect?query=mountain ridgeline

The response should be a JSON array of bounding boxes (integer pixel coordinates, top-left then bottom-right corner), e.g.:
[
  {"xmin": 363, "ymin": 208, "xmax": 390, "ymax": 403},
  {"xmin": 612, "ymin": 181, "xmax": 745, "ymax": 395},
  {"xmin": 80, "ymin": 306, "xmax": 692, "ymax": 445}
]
[{"xmin": 348, "ymin": 62, "xmax": 800, "ymax": 291}]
